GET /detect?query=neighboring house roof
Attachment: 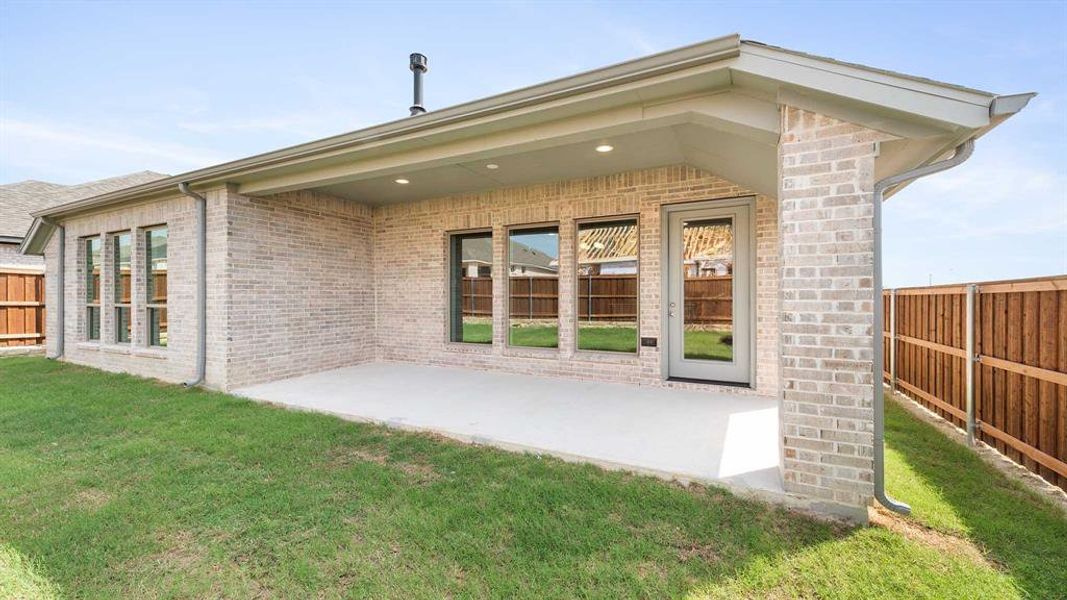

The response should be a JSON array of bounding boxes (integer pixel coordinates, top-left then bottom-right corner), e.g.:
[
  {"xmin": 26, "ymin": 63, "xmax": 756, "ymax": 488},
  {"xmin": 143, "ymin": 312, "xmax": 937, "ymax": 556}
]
[
  {"xmin": 21, "ymin": 34, "xmax": 1033, "ymax": 255},
  {"xmin": 462, "ymin": 237, "xmax": 557, "ymax": 272},
  {"xmin": 1, "ymin": 171, "xmax": 168, "ymax": 242}
]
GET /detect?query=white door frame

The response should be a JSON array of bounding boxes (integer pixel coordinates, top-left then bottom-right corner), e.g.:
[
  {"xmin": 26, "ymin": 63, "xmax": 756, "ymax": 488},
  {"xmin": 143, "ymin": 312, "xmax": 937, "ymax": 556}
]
[{"xmin": 659, "ymin": 197, "xmax": 756, "ymax": 386}]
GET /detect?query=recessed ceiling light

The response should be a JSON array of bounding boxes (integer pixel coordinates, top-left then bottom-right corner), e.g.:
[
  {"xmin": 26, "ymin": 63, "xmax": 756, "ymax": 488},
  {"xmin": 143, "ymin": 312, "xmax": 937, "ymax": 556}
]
[
  {"xmin": 595, "ymin": 144, "xmax": 614, "ymax": 153},
  {"xmin": 394, "ymin": 178, "xmax": 410, "ymax": 184},
  {"xmin": 485, "ymin": 163, "xmax": 499, "ymax": 170}
]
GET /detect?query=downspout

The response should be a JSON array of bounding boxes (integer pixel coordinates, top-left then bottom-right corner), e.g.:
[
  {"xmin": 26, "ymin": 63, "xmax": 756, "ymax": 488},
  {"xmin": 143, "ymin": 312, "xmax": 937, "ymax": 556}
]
[
  {"xmin": 873, "ymin": 138, "xmax": 975, "ymax": 515},
  {"xmin": 43, "ymin": 218, "xmax": 65, "ymax": 359},
  {"xmin": 177, "ymin": 182, "xmax": 207, "ymax": 387}
]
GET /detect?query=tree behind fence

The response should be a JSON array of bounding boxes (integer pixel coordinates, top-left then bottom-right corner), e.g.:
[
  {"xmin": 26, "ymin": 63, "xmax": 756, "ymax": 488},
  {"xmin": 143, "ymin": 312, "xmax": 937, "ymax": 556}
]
[{"xmin": 883, "ymin": 275, "xmax": 1067, "ymax": 491}]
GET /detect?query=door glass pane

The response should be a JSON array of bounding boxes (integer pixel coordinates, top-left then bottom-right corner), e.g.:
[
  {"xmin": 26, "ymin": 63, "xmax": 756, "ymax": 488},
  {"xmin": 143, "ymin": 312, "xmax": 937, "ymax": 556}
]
[
  {"xmin": 577, "ymin": 219, "xmax": 637, "ymax": 352},
  {"xmin": 682, "ymin": 218, "xmax": 733, "ymax": 361},
  {"xmin": 508, "ymin": 227, "xmax": 559, "ymax": 348},
  {"xmin": 450, "ymin": 232, "xmax": 492, "ymax": 343}
]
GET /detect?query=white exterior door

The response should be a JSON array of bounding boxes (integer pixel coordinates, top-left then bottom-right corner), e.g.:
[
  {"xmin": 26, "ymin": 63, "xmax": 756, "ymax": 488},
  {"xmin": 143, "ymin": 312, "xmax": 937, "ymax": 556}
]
[{"xmin": 665, "ymin": 201, "xmax": 752, "ymax": 384}]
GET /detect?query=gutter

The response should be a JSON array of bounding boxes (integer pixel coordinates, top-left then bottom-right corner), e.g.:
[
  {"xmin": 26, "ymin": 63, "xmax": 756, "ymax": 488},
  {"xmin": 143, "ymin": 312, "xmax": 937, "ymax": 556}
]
[
  {"xmin": 177, "ymin": 183, "xmax": 207, "ymax": 387},
  {"xmin": 42, "ymin": 218, "xmax": 64, "ymax": 359},
  {"xmin": 872, "ymin": 138, "xmax": 975, "ymax": 515},
  {"xmin": 24, "ymin": 35, "xmax": 743, "ymax": 222}
]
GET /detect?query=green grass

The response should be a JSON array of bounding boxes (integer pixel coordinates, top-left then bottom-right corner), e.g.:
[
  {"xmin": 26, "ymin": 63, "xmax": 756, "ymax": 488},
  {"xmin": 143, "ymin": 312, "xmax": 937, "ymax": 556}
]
[
  {"xmin": 1, "ymin": 357, "xmax": 1064, "ymax": 599},
  {"xmin": 461, "ymin": 323, "xmax": 733, "ymax": 357},
  {"xmin": 682, "ymin": 329, "xmax": 733, "ymax": 361}
]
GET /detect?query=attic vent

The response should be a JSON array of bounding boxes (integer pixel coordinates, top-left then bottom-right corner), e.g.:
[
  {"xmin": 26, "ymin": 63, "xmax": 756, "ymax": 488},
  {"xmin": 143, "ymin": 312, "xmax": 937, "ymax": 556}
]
[{"xmin": 409, "ymin": 53, "xmax": 428, "ymax": 116}]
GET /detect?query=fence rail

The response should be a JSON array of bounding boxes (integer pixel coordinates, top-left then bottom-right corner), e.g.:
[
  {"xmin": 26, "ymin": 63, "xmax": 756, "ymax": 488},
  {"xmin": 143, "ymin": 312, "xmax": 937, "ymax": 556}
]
[
  {"xmin": 1, "ymin": 269, "xmax": 45, "ymax": 347},
  {"xmin": 462, "ymin": 275, "xmax": 733, "ymax": 324},
  {"xmin": 884, "ymin": 274, "xmax": 1067, "ymax": 491}
]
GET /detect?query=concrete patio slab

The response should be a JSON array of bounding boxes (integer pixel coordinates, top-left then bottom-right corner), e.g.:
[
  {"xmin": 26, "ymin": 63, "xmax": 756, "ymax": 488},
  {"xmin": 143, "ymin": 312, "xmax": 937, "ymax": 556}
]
[{"xmin": 234, "ymin": 362, "xmax": 782, "ymax": 495}]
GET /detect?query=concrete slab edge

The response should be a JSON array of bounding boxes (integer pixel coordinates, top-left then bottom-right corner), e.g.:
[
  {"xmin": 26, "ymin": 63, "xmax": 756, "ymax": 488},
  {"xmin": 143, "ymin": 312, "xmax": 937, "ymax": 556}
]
[{"xmin": 236, "ymin": 391, "xmax": 869, "ymax": 525}]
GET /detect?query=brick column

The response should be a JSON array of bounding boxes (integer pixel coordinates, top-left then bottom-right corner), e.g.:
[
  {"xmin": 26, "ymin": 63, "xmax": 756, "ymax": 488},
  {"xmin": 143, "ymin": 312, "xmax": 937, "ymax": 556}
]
[{"xmin": 778, "ymin": 106, "xmax": 893, "ymax": 516}]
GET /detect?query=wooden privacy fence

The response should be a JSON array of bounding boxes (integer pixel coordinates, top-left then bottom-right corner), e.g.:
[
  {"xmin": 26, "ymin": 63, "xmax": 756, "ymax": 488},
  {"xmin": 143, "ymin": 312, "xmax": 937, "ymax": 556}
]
[
  {"xmin": 1, "ymin": 269, "xmax": 45, "ymax": 347},
  {"xmin": 462, "ymin": 275, "xmax": 733, "ymax": 324},
  {"xmin": 883, "ymin": 275, "xmax": 1067, "ymax": 491}
]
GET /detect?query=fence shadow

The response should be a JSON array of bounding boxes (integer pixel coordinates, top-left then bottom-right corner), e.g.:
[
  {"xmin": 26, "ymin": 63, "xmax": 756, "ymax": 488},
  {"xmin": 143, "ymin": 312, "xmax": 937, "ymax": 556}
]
[{"xmin": 884, "ymin": 399, "xmax": 1067, "ymax": 598}]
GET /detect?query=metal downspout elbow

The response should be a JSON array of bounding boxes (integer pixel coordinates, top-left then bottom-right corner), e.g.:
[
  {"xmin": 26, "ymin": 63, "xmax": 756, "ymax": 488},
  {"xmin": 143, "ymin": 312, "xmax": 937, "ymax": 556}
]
[{"xmin": 873, "ymin": 139, "xmax": 975, "ymax": 515}]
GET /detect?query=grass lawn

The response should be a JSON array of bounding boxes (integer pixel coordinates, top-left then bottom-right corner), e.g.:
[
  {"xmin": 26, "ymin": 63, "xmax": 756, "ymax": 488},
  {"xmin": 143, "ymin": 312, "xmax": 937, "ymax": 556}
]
[
  {"xmin": 462, "ymin": 323, "xmax": 732, "ymax": 358},
  {"xmin": 1, "ymin": 357, "xmax": 1065, "ymax": 599}
]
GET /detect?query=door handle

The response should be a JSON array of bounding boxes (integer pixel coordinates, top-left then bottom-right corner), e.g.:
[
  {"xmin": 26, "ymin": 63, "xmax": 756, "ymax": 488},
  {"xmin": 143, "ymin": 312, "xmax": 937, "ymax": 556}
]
[{"xmin": 668, "ymin": 301, "xmax": 676, "ymax": 318}]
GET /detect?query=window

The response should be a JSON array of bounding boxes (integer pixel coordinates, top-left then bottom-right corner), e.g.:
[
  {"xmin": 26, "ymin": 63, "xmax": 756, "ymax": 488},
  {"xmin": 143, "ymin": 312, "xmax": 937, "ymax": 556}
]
[
  {"xmin": 145, "ymin": 227, "xmax": 168, "ymax": 347},
  {"xmin": 508, "ymin": 226, "xmax": 559, "ymax": 348},
  {"xmin": 577, "ymin": 219, "xmax": 638, "ymax": 352},
  {"xmin": 85, "ymin": 237, "xmax": 102, "ymax": 340},
  {"xmin": 112, "ymin": 232, "xmax": 132, "ymax": 343},
  {"xmin": 448, "ymin": 231, "xmax": 493, "ymax": 343}
]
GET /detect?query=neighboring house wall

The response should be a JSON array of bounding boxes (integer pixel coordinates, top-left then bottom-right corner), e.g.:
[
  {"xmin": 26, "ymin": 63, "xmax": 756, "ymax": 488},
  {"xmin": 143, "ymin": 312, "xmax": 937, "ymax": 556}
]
[
  {"xmin": 225, "ymin": 189, "xmax": 375, "ymax": 389},
  {"xmin": 373, "ymin": 164, "xmax": 780, "ymax": 397},
  {"xmin": 777, "ymin": 107, "xmax": 895, "ymax": 512},
  {"xmin": 0, "ymin": 243, "xmax": 44, "ymax": 269}
]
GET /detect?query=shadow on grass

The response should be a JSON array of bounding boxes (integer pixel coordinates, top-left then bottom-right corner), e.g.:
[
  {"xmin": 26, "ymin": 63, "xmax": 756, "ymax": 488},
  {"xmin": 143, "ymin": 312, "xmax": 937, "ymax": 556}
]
[
  {"xmin": 884, "ymin": 398, "xmax": 1067, "ymax": 598},
  {"xmin": 0, "ymin": 357, "xmax": 1036, "ymax": 598}
]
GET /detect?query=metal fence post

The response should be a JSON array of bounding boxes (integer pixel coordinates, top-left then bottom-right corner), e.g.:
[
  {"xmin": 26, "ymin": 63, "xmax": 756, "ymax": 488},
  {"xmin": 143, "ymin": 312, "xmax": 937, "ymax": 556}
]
[
  {"xmin": 889, "ymin": 288, "xmax": 897, "ymax": 393},
  {"xmin": 965, "ymin": 283, "xmax": 977, "ymax": 445}
]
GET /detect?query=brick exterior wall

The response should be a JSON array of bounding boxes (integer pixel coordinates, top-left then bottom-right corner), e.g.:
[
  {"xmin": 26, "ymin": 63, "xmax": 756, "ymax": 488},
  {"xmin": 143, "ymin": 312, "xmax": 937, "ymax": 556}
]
[
  {"xmin": 225, "ymin": 189, "xmax": 375, "ymax": 389},
  {"xmin": 777, "ymin": 107, "xmax": 894, "ymax": 512},
  {"xmin": 44, "ymin": 190, "xmax": 228, "ymax": 386},
  {"xmin": 0, "ymin": 242, "xmax": 44, "ymax": 270},
  {"xmin": 373, "ymin": 165, "xmax": 779, "ymax": 396}
]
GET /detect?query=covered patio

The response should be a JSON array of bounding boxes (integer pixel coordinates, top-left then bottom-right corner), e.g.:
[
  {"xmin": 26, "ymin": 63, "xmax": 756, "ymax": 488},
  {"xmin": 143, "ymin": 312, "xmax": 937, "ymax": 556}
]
[{"xmin": 234, "ymin": 363, "xmax": 782, "ymax": 497}]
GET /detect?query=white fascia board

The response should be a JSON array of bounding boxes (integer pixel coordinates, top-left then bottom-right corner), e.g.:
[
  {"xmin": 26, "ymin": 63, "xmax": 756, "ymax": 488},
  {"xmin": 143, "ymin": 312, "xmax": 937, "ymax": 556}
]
[
  {"xmin": 736, "ymin": 44, "xmax": 993, "ymax": 130},
  {"xmin": 20, "ymin": 218, "xmax": 52, "ymax": 256},
  {"xmin": 31, "ymin": 35, "xmax": 742, "ymax": 219}
]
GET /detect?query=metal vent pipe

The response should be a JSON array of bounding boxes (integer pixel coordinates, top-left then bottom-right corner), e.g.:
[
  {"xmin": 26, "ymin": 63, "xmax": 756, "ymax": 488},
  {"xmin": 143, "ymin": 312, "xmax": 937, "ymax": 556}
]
[{"xmin": 409, "ymin": 53, "xmax": 428, "ymax": 116}]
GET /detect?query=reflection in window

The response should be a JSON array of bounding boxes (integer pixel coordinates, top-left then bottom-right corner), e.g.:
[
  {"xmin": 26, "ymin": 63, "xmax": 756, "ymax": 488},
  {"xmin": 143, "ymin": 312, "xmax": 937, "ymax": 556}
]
[
  {"xmin": 85, "ymin": 237, "xmax": 101, "ymax": 340},
  {"xmin": 682, "ymin": 218, "xmax": 734, "ymax": 361},
  {"xmin": 145, "ymin": 227, "xmax": 168, "ymax": 347},
  {"xmin": 113, "ymin": 232, "xmax": 132, "ymax": 343},
  {"xmin": 508, "ymin": 227, "xmax": 559, "ymax": 348},
  {"xmin": 577, "ymin": 219, "xmax": 637, "ymax": 352},
  {"xmin": 449, "ymin": 231, "xmax": 492, "ymax": 343}
]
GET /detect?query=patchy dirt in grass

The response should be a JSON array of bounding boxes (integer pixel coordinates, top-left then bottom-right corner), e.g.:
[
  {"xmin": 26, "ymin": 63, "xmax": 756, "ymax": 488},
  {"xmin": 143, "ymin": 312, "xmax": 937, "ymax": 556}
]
[
  {"xmin": 627, "ymin": 521, "xmax": 722, "ymax": 565},
  {"xmin": 67, "ymin": 487, "xmax": 111, "ymax": 511},
  {"xmin": 869, "ymin": 506, "xmax": 1001, "ymax": 569},
  {"xmin": 327, "ymin": 446, "xmax": 441, "ymax": 485}
]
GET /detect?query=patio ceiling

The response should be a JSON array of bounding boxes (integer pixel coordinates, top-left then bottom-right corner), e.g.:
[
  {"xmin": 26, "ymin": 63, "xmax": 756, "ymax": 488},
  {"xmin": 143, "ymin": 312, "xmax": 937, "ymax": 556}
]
[{"xmin": 309, "ymin": 107, "xmax": 779, "ymax": 205}]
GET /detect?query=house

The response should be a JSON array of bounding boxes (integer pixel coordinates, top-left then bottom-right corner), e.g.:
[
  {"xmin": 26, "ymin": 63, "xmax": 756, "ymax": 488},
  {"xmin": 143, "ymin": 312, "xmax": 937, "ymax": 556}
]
[
  {"xmin": 577, "ymin": 221, "xmax": 732, "ymax": 276},
  {"xmin": 1, "ymin": 172, "xmax": 168, "ymax": 270},
  {"xmin": 19, "ymin": 35, "xmax": 1032, "ymax": 519}
]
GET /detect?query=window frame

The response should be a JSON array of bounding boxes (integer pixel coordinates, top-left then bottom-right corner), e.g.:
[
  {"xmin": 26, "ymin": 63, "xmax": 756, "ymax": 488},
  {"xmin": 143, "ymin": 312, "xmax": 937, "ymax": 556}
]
[
  {"xmin": 445, "ymin": 228, "xmax": 494, "ymax": 346},
  {"xmin": 505, "ymin": 222, "xmax": 561, "ymax": 350},
  {"xmin": 574, "ymin": 214, "xmax": 641, "ymax": 355},
  {"xmin": 84, "ymin": 235, "xmax": 102, "ymax": 341},
  {"xmin": 110, "ymin": 230, "xmax": 133, "ymax": 344},
  {"xmin": 143, "ymin": 225, "xmax": 168, "ymax": 348}
]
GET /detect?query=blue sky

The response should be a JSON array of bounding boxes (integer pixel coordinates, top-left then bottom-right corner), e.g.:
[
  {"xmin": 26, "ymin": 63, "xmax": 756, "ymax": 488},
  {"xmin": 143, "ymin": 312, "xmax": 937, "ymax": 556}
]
[{"xmin": 1, "ymin": 1, "xmax": 1064, "ymax": 286}]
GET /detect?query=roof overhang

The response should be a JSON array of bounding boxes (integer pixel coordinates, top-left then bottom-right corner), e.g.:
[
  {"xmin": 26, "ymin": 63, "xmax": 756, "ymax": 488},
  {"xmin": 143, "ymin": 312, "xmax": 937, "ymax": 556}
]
[{"xmin": 21, "ymin": 34, "xmax": 1033, "ymax": 255}]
